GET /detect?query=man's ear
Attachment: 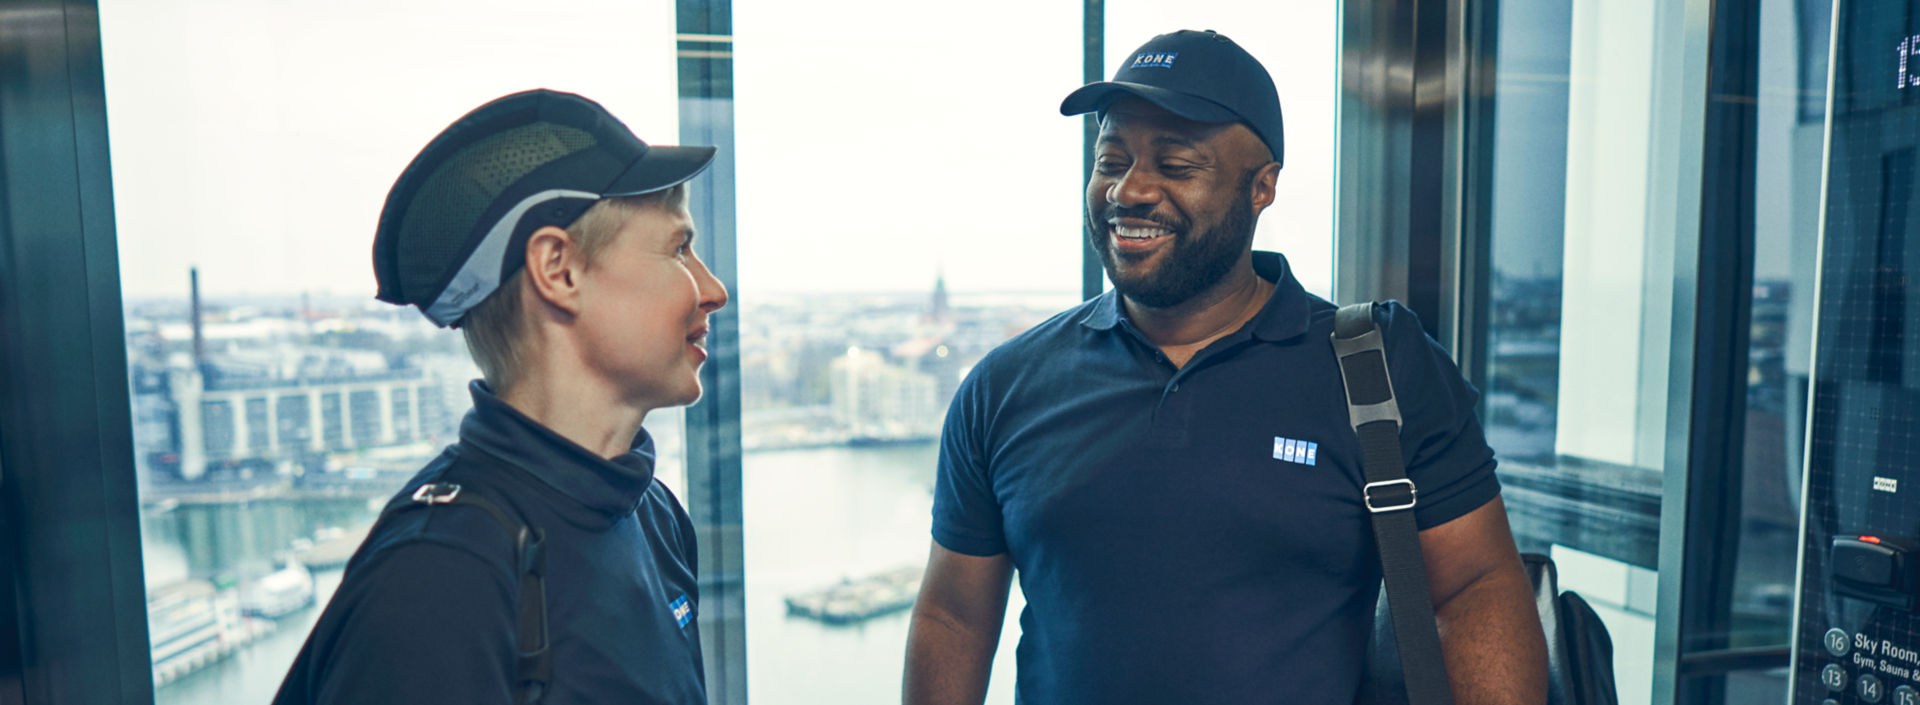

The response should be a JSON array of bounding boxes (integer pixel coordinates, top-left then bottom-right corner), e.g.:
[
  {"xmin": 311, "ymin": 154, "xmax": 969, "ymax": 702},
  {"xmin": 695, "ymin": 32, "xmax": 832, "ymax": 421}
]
[
  {"xmin": 523, "ymin": 225, "xmax": 584, "ymax": 317},
  {"xmin": 1249, "ymin": 161, "xmax": 1282, "ymax": 214}
]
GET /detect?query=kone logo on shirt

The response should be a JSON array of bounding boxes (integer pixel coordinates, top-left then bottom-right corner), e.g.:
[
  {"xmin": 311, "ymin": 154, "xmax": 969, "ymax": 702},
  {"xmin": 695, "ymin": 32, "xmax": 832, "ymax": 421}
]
[
  {"xmin": 1131, "ymin": 51, "xmax": 1178, "ymax": 69},
  {"xmin": 670, "ymin": 593, "xmax": 694, "ymax": 628},
  {"xmin": 1272, "ymin": 436, "xmax": 1319, "ymax": 466}
]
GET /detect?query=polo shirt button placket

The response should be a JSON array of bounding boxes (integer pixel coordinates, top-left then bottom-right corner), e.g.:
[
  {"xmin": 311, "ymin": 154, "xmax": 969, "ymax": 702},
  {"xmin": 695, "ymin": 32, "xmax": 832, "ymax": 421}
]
[{"xmin": 1150, "ymin": 374, "xmax": 1193, "ymax": 447}]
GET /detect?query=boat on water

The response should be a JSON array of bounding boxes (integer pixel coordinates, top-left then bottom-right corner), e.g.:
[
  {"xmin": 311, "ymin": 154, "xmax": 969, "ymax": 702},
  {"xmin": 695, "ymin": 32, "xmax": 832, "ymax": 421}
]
[
  {"xmin": 784, "ymin": 565, "xmax": 923, "ymax": 625},
  {"xmin": 242, "ymin": 561, "xmax": 315, "ymax": 619}
]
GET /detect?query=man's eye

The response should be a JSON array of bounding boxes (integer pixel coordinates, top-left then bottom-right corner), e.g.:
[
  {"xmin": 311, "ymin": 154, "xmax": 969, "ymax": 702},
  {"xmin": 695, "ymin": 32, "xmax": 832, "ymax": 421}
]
[
  {"xmin": 1095, "ymin": 160, "xmax": 1128, "ymax": 175},
  {"xmin": 1160, "ymin": 163, "xmax": 1197, "ymax": 176}
]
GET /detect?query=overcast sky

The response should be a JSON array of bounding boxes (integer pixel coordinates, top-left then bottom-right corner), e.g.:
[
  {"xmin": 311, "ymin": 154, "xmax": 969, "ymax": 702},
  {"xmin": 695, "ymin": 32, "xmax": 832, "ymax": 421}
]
[{"xmin": 100, "ymin": 0, "xmax": 1335, "ymax": 302}]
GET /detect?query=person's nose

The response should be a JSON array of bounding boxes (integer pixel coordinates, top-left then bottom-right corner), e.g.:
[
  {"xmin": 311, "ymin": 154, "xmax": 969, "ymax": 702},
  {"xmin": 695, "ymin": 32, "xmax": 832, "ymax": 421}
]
[
  {"xmin": 1108, "ymin": 165, "xmax": 1163, "ymax": 211},
  {"xmin": 692, "ymin": 253, "xmax": 728, "ymax": 312}
]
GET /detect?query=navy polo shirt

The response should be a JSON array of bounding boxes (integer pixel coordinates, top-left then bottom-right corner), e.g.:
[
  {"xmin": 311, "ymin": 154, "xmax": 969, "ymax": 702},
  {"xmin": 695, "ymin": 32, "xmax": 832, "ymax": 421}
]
[
  {"xmin": 932, "ymin": 251, "xmax": 1500, "ymax": 704},
  {"xmin": 275, "ymin": 382, "xmax": 705, "ymax": 705}
]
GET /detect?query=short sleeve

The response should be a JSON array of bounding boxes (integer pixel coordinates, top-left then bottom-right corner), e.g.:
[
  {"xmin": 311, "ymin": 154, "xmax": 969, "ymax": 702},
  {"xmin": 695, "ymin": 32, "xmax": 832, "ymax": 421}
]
[
  {"xmin": 1378, "ymin": 302, "xmax": 1503, "ymax": 529},
  {"xmin": 930, "ymin": 365, "xmax": 1009, "ymax": 556},
  {"xmin": 288, "ymin": 541, "xmax": 520, "ymax": 705}
]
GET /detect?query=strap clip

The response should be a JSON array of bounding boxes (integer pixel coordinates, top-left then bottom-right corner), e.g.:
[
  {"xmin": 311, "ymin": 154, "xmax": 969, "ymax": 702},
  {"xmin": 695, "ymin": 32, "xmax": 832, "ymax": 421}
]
[
  {"xmin": 1363, "ymin": 479, "xmax": 1417, "ymax": 513},
  {"xmin": 412, "ymin": 482, "xmax": 463, "ymax": 505}
]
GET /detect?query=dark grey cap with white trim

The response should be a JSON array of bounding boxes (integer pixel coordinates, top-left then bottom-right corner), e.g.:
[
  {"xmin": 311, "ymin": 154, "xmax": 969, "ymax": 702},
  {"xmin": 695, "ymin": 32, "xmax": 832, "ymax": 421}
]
[
  {"xmin": 372, "ymin": 89, "xmax": 715, "ymax": 327},
  {"xmin": 1060, "ymin": 29, "xmax": 1284, "ymax": 167}
]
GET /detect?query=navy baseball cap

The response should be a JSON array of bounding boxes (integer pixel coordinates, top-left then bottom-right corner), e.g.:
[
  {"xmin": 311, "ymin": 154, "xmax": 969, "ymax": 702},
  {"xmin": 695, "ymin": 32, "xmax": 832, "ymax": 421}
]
[
  {"xmin": 1061, "ymin": 29, "xmax": 1284, "ymax": 166},
  {"xmin": 372, "ymin": 89, "xmax": 715, "ymax": 327}
]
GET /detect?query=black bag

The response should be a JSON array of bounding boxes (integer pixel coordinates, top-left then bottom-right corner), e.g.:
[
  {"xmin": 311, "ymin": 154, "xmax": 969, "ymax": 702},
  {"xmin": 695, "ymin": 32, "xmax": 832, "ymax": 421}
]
[
  {"xmin": 1527, "ymin": 554, "xmax": 1620, "ymax": 705},
  {"xmin": 1332, "ymin": 302, "xmax": 1618, "ymax": 705},
  {"xmin": 273, "ymin": 478, "xmax": 552, "ymax": 705},
  {"xmin": 1359, "ymin": 554, "xmax": 1620, "ymax": 705},
  {"xmin": 387, "ymin": 481, "xmax": 553, "ymax": 705}
]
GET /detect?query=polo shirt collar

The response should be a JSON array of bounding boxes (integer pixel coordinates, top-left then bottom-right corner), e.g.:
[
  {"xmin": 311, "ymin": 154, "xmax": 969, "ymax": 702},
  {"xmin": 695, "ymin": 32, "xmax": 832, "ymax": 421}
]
[
  {"xmin": 1248, "ymin": 251, "xmax": 1314, "ymax": 342},
  {"xmin": 1079, "ymin": 250, "xmax": 1313, "ymax": 342},
  {"xmin": 457, "ymin": 380, "xmax": 658, "ymax": 526},
  {"xmin": 1080, "ymin": 286, "xmax": 1126, "ymax": 330}
]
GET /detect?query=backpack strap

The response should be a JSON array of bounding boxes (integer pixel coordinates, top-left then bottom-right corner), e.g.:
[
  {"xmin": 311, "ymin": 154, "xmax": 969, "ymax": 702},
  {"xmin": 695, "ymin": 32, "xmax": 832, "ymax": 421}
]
[
  {"xmin": 1331, "ymin": 302, "xmax": 1454, "ymax": 705},
  {"xmin": 382, "ymin": 482, "xmax": 552, "ymax": 705}
]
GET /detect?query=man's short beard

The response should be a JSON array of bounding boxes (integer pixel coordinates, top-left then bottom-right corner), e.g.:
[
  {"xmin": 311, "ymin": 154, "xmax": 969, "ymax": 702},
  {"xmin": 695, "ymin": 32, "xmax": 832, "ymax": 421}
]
[{"xmin": 1089, "ymin": 172, "xmax": 1259, "ymax": 309}]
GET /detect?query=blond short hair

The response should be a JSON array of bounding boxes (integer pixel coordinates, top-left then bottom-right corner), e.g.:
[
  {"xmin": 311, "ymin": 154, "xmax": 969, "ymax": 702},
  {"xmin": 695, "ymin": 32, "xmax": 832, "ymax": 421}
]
[{"xmin": 459, "ymin": 184, "xmax": 690, "ymax": 393}]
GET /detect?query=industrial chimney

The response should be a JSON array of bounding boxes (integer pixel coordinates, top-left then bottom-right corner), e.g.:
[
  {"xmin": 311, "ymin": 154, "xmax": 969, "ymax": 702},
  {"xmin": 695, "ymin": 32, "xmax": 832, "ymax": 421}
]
[{"xmin": 190, "ymin": 267, "xmax": 205, "ymax": 370}]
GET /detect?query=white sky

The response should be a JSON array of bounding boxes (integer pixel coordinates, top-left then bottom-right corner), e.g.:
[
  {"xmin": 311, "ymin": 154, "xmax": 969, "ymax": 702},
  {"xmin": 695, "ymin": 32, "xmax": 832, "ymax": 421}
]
[{"xmin": 100, "ymin": 0, "xmax": 1335, "ymax": 301}]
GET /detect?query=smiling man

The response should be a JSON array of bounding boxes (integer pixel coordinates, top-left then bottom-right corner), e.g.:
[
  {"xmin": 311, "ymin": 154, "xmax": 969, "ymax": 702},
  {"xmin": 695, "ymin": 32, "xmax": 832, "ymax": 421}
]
[{"xmin": 903, "ymin": 30, "xmax": 1546, "ymax": 705}]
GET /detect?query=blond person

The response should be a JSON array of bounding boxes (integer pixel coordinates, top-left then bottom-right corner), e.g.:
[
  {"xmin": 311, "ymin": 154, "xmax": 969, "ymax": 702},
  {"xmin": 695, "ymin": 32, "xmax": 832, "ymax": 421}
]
[{"xmin": 276, "ymin": 89, "xmax": 725, "ymax": 705}]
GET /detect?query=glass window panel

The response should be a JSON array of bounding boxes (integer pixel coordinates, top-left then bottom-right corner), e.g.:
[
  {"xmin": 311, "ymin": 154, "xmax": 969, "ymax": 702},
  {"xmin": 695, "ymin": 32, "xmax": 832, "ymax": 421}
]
[
  {"xmin": 1483, "ymin": 0, "xmax": 1707, "ymax": 702},
  {"xmin": 1700, "ymin": 2, "xmax": 1827, "ymax": 700},
  {"xmin": 99, "ymin": 2, "xmax": 682, "ymax": 701},
  {"xmin": 1104, "ymin": 1, "xmax": 1339, "ymax": 299},
  {"xmin": 732, "ymin": 1, "xmax": 1080, "ymax": 700}
]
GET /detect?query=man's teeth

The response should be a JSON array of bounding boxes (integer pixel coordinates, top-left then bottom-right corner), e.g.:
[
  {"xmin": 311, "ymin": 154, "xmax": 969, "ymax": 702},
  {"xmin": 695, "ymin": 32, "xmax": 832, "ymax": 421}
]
[{"xmin": 1113, "ymin": 225, "xmax": 1172, "ymax": 241}]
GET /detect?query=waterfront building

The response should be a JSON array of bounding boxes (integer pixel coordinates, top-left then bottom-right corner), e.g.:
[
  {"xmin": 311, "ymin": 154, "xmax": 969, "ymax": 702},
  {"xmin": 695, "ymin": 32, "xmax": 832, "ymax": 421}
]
[{"xmin": 830, "ymin": 347, "xmax": 940, "ymax": 442}]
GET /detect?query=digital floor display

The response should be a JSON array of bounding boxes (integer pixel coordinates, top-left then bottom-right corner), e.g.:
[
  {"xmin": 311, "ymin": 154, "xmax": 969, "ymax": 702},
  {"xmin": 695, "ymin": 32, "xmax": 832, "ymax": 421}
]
[{"xmin": 1794, "ymin": 3, "xmax": 1920, "ymax": 704}]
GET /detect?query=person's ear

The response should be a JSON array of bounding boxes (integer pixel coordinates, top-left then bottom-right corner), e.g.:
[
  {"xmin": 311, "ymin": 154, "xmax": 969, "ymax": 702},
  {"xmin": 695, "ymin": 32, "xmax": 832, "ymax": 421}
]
[
  {"xmin": 1249, "ymin": 161, "xmax": 1281, "ymax": 214},
  {"xmin": 523, "ymin": 225, "xmax": 584, "ymax": 317}
]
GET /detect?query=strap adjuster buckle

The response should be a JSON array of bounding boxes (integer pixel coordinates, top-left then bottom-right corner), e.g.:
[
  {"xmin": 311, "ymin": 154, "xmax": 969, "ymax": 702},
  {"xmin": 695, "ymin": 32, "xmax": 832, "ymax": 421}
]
[
  {"xmin": 1363, "ymin": 479, "xmax": 1417, "ymax": 514},
  {"xmin": 412, "ymin": 482, "xmax": 462, "ymax": 505}
]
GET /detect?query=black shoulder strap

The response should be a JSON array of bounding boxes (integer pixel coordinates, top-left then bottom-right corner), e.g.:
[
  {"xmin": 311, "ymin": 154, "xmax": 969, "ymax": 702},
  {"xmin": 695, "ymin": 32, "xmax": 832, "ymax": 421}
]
[
  {"xmin": 1331, "ymin": 302, "xmax": 1455, "ymax": 705},
  {"xmin": 381, "ymin": 482, "xmax": 552, "ymax": 705}
]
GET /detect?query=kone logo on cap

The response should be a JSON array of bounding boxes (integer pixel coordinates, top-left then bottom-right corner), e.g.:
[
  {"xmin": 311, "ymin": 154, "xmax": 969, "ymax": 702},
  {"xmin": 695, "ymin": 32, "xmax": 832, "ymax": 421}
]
[{"xmin": 1132, "ymin": 52, "xmax": 1178, "ymax": 69}]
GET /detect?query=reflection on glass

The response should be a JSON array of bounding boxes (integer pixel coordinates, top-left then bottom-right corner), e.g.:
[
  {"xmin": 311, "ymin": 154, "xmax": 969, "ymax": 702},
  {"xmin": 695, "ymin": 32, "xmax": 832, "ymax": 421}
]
[
  {"xmin": 100, "ymin": 2, "xmax": 681, "ymax": 701},
  {"xmin": 1712, "ymin": 2, "xmax": 1826, "ymax": 701},
  {"xmin": 1483, "ymin": 1, "xmax": 1705, "ymax": 702},
  {"xmin": 1484, "ymin": 1, "xmax": 1571, "ymax": 471},
  {"xmin": 1487, "ymin": 0, "xmax": 1677, "ymax": 563}
]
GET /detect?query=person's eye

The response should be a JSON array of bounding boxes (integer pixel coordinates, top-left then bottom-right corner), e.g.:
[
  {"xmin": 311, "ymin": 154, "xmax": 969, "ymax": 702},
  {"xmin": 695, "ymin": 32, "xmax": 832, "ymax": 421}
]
[
  {"xmin": 1160, "ymin": 163, "xmax": 1198, "ymax": 177},
  {"xmin": 1095, "ymin": 159, "xmax": 1129, "ymax": 176}
]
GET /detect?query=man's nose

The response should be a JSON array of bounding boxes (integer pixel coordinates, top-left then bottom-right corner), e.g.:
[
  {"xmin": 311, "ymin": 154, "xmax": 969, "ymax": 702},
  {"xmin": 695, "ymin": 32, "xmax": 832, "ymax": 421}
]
[{"xmin": 1108, "ymin": 166, "xmax": 1162, "ymax": 209}]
